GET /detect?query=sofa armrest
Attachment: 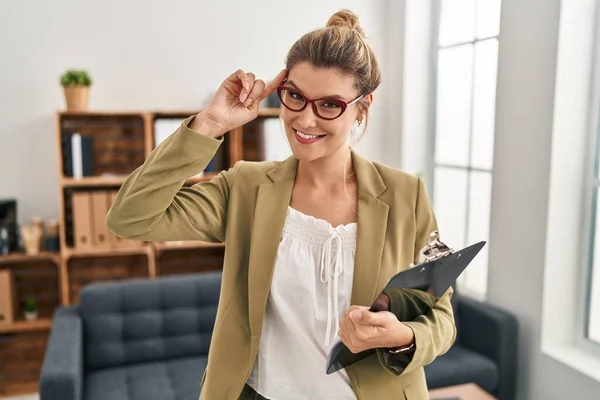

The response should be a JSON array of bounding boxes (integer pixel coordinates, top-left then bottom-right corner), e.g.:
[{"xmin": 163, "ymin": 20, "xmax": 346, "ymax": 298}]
[
  {"xmin": 457, "ymin": 296, "xmax": 518, "ymax": 400},
  {"xmin": 40, "ymin": 306, "xmax": 83, "ymax": 400}
]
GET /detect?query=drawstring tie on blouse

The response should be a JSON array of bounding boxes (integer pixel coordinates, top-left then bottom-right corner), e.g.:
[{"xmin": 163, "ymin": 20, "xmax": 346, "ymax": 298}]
[{"xmin": 320, "ymin": 230, "xmax": 343, "ymax": 347}]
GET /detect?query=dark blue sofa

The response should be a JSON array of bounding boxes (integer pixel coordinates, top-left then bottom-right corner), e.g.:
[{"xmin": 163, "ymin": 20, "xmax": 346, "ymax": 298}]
[
  {"xmin": 426, "ymin": 295, "xmax": 518, "ymax": 399},
  {"xmin": 39, "ymin": 271, "xmax": 517, "ymax": 400},
  {"xmin": 40, "ymin": 272, "xmax": 221, "ymax": 400}
]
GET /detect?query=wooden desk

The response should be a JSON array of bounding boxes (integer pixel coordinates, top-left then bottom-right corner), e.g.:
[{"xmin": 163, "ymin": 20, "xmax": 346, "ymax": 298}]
[{"xmin": 429, "ymin": 383, "xmax": 498, "ymax": 400}]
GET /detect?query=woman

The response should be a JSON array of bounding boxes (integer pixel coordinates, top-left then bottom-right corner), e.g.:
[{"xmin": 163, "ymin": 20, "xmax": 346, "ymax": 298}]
[{"xmin": 107, "ymin": 9, "xmax": 456, "ymax": 400}]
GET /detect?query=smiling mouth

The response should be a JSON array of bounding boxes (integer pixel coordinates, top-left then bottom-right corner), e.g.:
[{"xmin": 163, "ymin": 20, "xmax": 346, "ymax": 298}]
[{"xmin": 294, "ymin": 129, "xmax": 326, "ymax": 144}]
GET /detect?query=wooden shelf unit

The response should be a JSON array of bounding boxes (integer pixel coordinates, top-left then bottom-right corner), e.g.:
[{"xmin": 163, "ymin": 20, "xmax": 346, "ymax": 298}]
[
  {"xmin": 55, "ymin": 107, "xmax": 280, "ymax": 304},
  {"xmin": 0, "ymin": 253, "xmax": 61, "ymax": 322},
  {"xmin": 0, "ymin": 319, "xmax": 52, "ymax": 334},
  {"xmin": 0, "ymin": 252, "xmax": 61, "ymax": 397},
  {"xmin": 153, "ymin": 240, "xmax": 225, "ymax": 253},
  {"xmin": 62, "ymin": 175, "xmax": 129, "ymax": 187},
  {"xmin": 0, "ymin": 251, "xmax": 60, "ymax": 266},
  {"xmin": 0, "ymin": 329, "xmax": 50, "ymax": 397},
  {"xmin": 62, "ymin": 244, "xmax": 151, "ymax": 260},
  {"xmin": 0, "ymin": 107, "xmax": 281, "ymax": 398}
]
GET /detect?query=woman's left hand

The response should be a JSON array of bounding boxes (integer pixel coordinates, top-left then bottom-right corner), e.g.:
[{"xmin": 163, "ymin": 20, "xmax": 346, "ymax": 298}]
[{"xmin": 338, "ymin": 305, "xmax": 415, "ymax": 353}]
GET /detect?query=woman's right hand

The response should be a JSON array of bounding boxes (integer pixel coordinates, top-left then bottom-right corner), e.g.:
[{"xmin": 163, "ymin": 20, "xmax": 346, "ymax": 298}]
[{"xmin": 191, "ymin": 69, "xmax": 288, "ymax": 138}]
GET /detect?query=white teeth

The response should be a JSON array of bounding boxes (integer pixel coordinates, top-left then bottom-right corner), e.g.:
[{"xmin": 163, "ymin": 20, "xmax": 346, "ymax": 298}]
[{"xmin": 296, "ymin": 130, "xmax": 322, "ymax": 140}]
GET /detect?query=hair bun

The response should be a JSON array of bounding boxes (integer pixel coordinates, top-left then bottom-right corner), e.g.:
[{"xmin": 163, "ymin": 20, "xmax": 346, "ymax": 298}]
[{"xmin": 326, "ymin": 9, "xmax": 365, "ymax": 38}]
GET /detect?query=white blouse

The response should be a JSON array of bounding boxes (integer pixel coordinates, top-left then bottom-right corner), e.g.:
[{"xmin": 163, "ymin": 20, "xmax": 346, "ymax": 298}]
[{"xmin": 246, "ymin": 206, "xmax": 358, "ymax": 399}]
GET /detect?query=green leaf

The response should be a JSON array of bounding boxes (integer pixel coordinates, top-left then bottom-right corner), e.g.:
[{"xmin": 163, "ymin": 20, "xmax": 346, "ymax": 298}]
[
  {"xmin": 24, "ymin": 295, "xmax": 37, "ymax": 312},
  {"xmin": 60, "ymin": 69, "xmax": 93, "ymax": 87}
]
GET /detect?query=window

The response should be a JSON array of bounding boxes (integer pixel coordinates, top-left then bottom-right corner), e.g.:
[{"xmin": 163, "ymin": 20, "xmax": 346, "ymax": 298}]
[
  {"xmin": 580, "ymin": 0, "xmax": 600, "ymax": 349},
  {"xmin": 587, "ymin": 97, "xmax": 600, "ymax": 345},
  {"xmin": 540, "ymin": 0, "xmax": 600, "ymax": 382},
  {"xmin": 432, "ymin": 0, "xmax": 502, "ymax": 298}
]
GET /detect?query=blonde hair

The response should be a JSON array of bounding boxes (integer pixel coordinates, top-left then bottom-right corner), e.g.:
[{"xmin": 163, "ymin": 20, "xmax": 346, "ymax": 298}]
[{"xmin": 285, "ymin": 9, "xmax": 382, "ymax": 142}]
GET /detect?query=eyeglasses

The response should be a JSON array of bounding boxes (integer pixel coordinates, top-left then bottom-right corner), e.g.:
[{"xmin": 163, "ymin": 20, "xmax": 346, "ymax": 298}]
[{"xmin": 276, "ymin": 86, "xmax": 363, "ymax": 120}]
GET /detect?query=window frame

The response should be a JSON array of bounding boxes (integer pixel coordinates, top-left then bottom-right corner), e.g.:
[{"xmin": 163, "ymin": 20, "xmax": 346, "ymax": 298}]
[
  {"xmin": 430, "ymin": 0, "xmax": 501, "ymax": 299},
  {"xmin": 578, "ymin": 5, "xmax": 600, "ymax": 350}
]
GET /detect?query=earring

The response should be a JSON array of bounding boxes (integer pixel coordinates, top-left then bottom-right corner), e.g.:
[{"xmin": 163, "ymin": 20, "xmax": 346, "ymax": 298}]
[{"xmin": 357, "ymin": 119, "xmax": 363, "ymax": 126}]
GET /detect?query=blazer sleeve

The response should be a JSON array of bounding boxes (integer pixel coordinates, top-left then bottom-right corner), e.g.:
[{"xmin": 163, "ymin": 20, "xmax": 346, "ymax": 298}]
[
  {"xmin": 376, "ymin": 177, "xmax": 458, "ymax": 375},
  {"xmin": 382, "ymin": 289, "xmax": 438, "ymax": 321},
  {"xmin": 106, "ymin": 116, "xmax": 242, "ymax": 243}
]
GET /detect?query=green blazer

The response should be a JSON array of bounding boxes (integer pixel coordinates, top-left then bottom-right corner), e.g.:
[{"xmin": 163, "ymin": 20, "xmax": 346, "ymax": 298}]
[{"xmin": 106, "ymin": 117, "xmax": 456, "ymax": 400}]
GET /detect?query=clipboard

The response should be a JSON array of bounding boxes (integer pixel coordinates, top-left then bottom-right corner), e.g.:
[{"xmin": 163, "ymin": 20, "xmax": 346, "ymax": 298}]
[{"xmin": 325, "ymin": 233, "xmax": 486, "ymax": 375}]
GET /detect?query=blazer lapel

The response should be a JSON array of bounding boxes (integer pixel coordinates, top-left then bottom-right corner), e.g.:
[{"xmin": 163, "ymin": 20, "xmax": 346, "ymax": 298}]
[
  {"xmin": 247, "ymin": 157, "xmax": 297, "ymax": 341},
  {"xmin": 246, "ymin": 151, "xmax": 389, "ymax": 342},
  {"xmin": 350, "ymin": 151, "xmax": 389, "ymax": 307}
]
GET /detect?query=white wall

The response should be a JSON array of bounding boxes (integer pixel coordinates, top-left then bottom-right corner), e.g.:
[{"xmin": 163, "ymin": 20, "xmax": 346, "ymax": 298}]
[
  {"xmin": 0, "ymin": 0, "xmax": 389, "ymax": 226},
  {"xmin": 488, "ymin": 0, "xmax": 600, "ymax": 398},
  {"xmin": 382, "ymin": 0, "xmax": 436, "ymax": 181},
  {"xmin": 399, "ymin": 0, "xmax": 436, "ymax": 180},
  {"xmin": 394, "ymin": 0, "xmax": 600, "ymax": 398}
]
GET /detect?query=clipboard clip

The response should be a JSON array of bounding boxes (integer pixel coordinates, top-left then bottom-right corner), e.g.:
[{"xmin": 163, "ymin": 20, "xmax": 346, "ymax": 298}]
[{"xmin": 410, "ymin": 230, "xmax": 454, "ymax": 268}]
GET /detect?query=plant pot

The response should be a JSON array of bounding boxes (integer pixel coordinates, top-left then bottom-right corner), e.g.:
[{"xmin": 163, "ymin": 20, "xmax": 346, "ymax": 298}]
[
  {"xmin": 64, "ymin": 86, "xmax": 90, "ymax": 111},
  {"xmin": 24, "ymin": 311, "xmax": 38, "ymax": 321}
]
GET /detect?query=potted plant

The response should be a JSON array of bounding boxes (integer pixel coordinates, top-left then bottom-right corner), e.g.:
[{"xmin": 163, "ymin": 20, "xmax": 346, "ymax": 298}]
[
  {"xmin": 23, "ymin": 295, "xmax": 38, "ymax": 321},
  {"xmin": 60, "ymin": 69, "xmax": 92, "ymax": 111}
]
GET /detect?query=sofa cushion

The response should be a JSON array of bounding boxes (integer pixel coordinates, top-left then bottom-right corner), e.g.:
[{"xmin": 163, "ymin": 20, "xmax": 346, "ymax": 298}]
[
  {"xmin": 424, "ymin": 345, "xmax": 498, "ymax": 393},
  {"xmin": 84, "ymin": 356, "xmax": 207, "ymax": 400},
  {"xmin": 80, "ymin": 272, "xmax": 221, "ymax": 372}
]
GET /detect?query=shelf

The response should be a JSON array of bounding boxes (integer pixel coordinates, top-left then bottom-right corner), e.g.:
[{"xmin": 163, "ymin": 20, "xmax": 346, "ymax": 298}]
[
  {"xmin": 63, "ymin": 244, "xmax": 149, "ymax": 259},
  {"xmin": 61, "ymin": 175, "xmax": 128, "ymax": 187},
  {"xmin": 61, "ymin": 173, "xmax": 218, "ymax": 188},
  {"xmin": 1, "ymin": 381, "xmax": 40, "ymax": 398},
  {"xmin": 58, "ymin": 108, "xmax": 280, "ymax": 118},
  {"xmin": 154, "ymin": 241, "xmax": 225, "ymax": 253},
  {"xmin": 0, "ymin": 319, "xmax": 52, "ymax": 334},
  {"xmin": 185, "ymin": 172, "xmax": 217, "ymax": 185},
  {"xmin": 257, "ymin": 108, "xmax": 281, "ymax": 117},
  {"xmin": 59, "ymin": 110, "xmax": 146, "ymax": 117},
  {"xmin": 151, "ymin": 110, "xmax": 199, "ymax": 119},
  {"xmin": 152, "ymin": 108, "xmax": 279, "ymax": 118},
  {"xmin": 0, "ymin": 252, "xmax": 60, "ymax": 266}
]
